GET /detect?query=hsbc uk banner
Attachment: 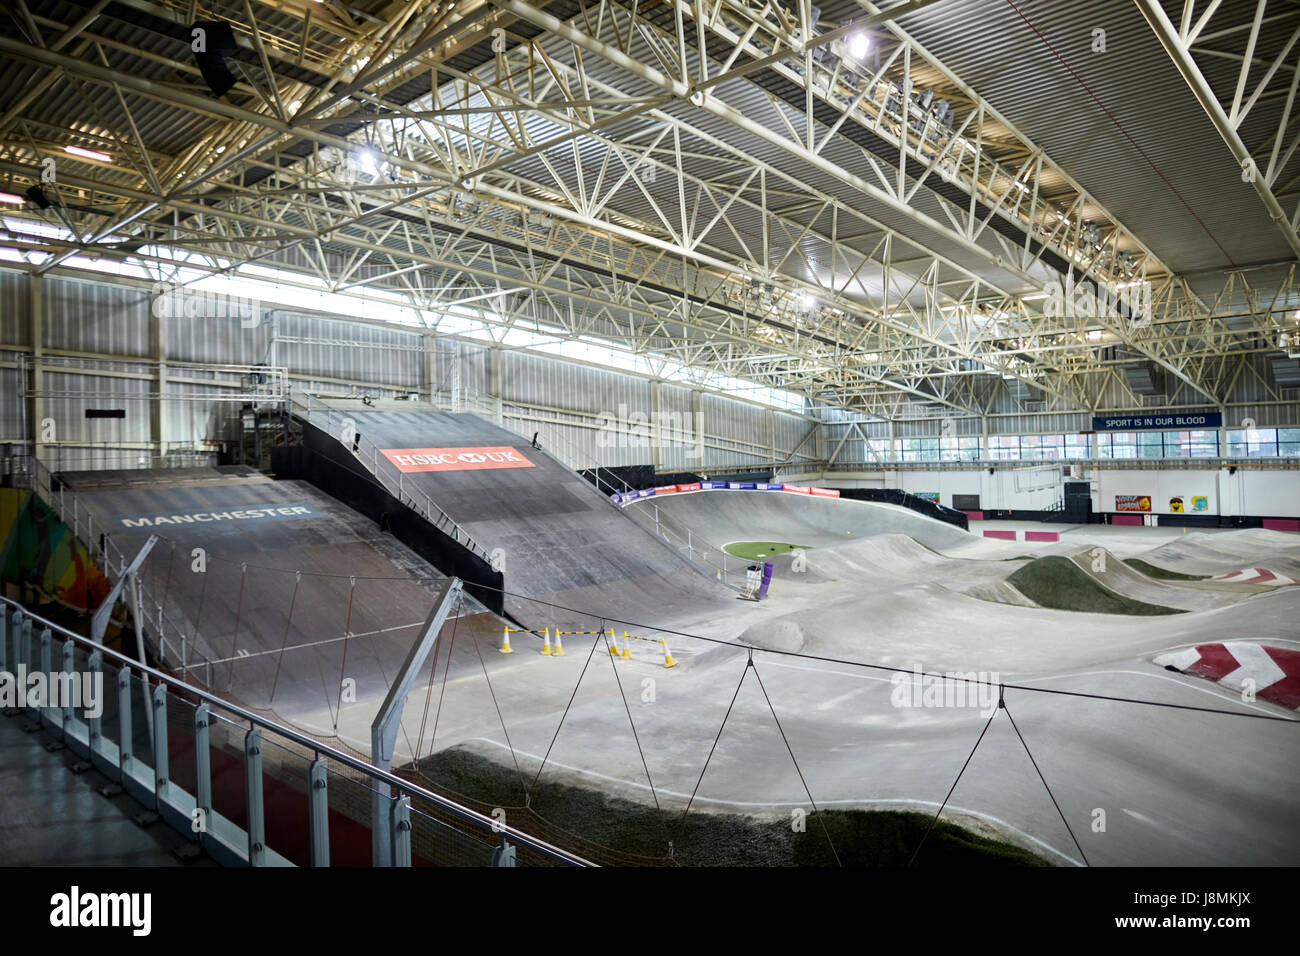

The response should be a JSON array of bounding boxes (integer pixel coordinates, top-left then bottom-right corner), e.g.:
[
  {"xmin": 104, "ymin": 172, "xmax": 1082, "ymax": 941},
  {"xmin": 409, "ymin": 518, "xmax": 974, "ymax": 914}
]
[{"xmin": 381, "ymin": 446, "xmax": 535, "ymax": 473}]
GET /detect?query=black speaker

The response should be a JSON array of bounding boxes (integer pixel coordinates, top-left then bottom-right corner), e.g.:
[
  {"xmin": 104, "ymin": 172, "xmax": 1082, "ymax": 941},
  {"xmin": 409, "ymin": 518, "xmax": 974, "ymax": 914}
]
[
  {"xmin": 24, "ymin": 185, "xmax": 51, "ymax": 208},
  {"xmin": 191, "ymin": 20, "xmax": 238, "ymax": 97}
]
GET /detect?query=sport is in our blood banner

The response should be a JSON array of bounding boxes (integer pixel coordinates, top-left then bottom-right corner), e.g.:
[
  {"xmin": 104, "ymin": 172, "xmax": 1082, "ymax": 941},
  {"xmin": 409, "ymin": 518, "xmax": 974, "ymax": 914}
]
[{"xmin": 381, "ymin": 447, "xmax": 535, "ymax": 473}]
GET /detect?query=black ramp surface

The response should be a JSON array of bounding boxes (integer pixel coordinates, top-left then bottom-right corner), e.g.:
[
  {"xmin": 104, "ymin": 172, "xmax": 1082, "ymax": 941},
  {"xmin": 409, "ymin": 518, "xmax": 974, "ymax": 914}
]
[
  {"xmin": 303, "ymin": 402, "xmax": 731, "ymax": 624},
  {"xmin": 66, "ymin": 469, "xmax": 456, "ymax": 734}
]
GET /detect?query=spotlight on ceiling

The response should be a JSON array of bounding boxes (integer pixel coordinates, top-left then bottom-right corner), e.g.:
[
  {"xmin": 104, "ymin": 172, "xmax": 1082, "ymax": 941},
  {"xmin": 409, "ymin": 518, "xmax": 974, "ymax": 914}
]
[
  {"xmin": 357, "ymin": 148, "xmax": 380, "ymax": 174},
  {"xmin": 65, "ymin": 145, "xmax": 111, "ymax": 162},
  {"xmin": 846, "ymin": 33, "xmax": 870, "ymax": 60}
]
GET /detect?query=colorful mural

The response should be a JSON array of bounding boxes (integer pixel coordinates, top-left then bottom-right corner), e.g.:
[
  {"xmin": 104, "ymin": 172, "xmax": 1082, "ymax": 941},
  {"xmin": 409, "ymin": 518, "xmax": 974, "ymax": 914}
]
[{"xmin": 0, "ymin": 488, "xmax": 111, "ymax": 612}]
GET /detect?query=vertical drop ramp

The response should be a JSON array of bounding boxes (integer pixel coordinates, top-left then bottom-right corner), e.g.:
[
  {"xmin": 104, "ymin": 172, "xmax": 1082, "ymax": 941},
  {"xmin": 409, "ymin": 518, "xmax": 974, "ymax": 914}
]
[{"xmin": 290, "ymin": 400, "xmax": 730, "ymax": 624}]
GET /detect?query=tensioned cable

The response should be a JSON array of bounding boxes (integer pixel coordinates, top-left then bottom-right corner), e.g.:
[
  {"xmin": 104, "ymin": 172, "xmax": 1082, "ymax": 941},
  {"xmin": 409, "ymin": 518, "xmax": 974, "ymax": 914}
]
[
  {"xmin": 415, "ymin": 593, "xmax": 458, "ymax": 766},
  {"xmin": 119, "ymin": 531, "xmax": 1300, "ymax": 722},
  {"xmin": 469, "ymin": 606, "xmax": 530, "ymax": 801},
  {"xmin": 160, "ymin": 541, "xmax": 175, "ymax": 617},
  {"xmin": 497, "ymin": 586, "xmax": 1300, "ymax": 723},
  {"xmin": 751, "ymin": 658, "xmax": 842, "ymax": 867},
  {"xmin": 425, "ymin": 593, "xmax": 463, "ymax": 762},
  {"xmin": 267, "ymin": 571, "xmax": 301, "ymax": 704},
  {"xmin": 676, "ymin": 650, "xmax": 750, "ymax": 833},
  {"xmin": 359, "ymin": 589, "xmax": 420, "ymax": 771},
  {"xmin": 602, "ymin": 625, "xmax": 665, "ymax": 819},
  {"xmin": 1002, "ymin": 694, "xmax": 1089, "ymax": 866},
  {"xmin": 225, "ymin": 562, "xmax": 247, "ymax": 691},
  {"xmin": 529, "ymin": 619, "xmax": 604, "ymax": 791},
  {"xmin": 908, "ymin": 704, "xmax": 998, "ymax": 867},
  {"xmin": 332, "ymin": 576, "xmax": 356, "ymax": 733}
]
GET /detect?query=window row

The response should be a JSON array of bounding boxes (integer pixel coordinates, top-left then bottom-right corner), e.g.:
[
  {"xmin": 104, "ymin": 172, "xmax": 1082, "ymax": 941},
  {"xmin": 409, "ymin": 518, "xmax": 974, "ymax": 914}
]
[{"xmin": 862, "ymin": 429, "xmax": 1300, "ymax": 462}]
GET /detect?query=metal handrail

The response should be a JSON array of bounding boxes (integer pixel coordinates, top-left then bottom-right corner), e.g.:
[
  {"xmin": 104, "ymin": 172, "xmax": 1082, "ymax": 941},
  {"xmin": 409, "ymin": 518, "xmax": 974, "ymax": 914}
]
[
  {"xmin": 617, "ymin": 496, "xmax": 745, "ymax": 592},
  {"xmin": 0, "ymin": 595, "xmax": 592, "ymax": 866}
]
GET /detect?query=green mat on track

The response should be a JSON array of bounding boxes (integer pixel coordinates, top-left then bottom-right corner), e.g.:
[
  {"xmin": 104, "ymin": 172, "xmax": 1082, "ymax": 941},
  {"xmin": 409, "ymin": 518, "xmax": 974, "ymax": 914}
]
[
  {"xmin": 723, "ymin": 541, "xmax": 810, "ymax": 560},
  {"xmin": 1010, "ymin": 556, "xmax": 1185, "ymax": 615}
]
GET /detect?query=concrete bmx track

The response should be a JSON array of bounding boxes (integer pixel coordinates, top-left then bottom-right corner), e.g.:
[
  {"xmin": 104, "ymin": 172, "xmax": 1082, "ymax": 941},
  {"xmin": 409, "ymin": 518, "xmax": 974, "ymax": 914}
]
[{"xmin": 64, "ymin": 417, "xmax": 1300, "ymax": 866}]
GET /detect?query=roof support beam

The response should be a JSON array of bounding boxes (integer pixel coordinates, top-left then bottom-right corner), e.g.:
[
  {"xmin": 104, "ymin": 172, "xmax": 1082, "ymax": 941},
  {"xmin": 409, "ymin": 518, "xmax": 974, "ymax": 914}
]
[{"xmin": 1138, "ymin": 0, "xmax": 1300, "ymax": 260}]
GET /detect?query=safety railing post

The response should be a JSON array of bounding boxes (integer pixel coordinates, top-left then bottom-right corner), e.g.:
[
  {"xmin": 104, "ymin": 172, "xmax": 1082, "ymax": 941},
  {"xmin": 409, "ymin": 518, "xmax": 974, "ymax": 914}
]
[
  {"xmin": 117, "ymin": 665, "xmax": 133, "ymax": 776},
  {"xmin": 194, "ymin": 704, "xmax": 211, "ymax": 852},
  {"xmin": 392, "ymin": 795, "xmax": 412, "ymax": 867},
  {"xmin": 19, "ymin": 614, "xmax": 31, "ymax": 673},
  {"xmin": 308, "ymin": 757, "xmax": 330, "ymax": 867},
  {"xmin": 86, "ymin": 649, "xmax": 102, "ymax": 735},
  {"xmin": 152, "ymin": 684, "xmax": 168, "ymax": 810},
  {"xmin": 245, "ymin": 727, "xmax": 266, "ymax": 866},
  {"xmin": 60, "ymin": 639, "xmax": 75, "ymax": 734},
  {"xmin": 38, "ymin": 629, "xmax": 53, "ymax": 726}
]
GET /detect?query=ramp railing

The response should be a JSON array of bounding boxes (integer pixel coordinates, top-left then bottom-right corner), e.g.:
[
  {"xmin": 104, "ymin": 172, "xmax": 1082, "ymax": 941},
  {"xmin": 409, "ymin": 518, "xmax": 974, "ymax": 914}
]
[
  {"xmin": 0, "ymin": 598, "xmax": 592, "ymax": 867},
  {"xmin": 287, "ymin": 390, "xmax": 736, "ymax": 590},
  {"xmin": 16, "ymin": 456, "xmax": 225, "ymax": 686},
  {"xmin": 429, "ymin": 388, "xmax": 745, "ymax": 588},
  {"xmin": 289, "ymin": 394, "xmax": 494, "ymax": 565},
  {"xmin": 621, "ymin": 498, "xmax": 747, "ymax": 592}
]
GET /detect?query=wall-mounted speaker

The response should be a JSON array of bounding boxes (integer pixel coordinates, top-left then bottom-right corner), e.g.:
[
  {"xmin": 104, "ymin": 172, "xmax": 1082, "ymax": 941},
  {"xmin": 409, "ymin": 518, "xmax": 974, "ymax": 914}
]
[{"xmin": 191, "ymin": 20, "xmax": 238, "ymax": 97}]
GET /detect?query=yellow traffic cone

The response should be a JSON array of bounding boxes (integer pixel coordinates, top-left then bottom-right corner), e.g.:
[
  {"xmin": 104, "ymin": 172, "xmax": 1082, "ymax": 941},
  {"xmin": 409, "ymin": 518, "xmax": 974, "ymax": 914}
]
[
  {"xmin": 552, "ymin": 629, "xmax": 565, "ymax": 656},
  {"xmin": 621, "ymin": 631, "xmax": 633, "ymax": 659},
  {"xmin": 607, "ymin": 628, "xmax": 620, "ymax": 657},
  {"xmin": 541, "ymin": 628, "xmax": 552, "ymax": 656},
  {"xmin": 661, "ymin": 639, "xmax": 677, "ymax": 668},
  {"xmin": 499, "ymin": 627, "xmax": 514, "ymax": 654}
]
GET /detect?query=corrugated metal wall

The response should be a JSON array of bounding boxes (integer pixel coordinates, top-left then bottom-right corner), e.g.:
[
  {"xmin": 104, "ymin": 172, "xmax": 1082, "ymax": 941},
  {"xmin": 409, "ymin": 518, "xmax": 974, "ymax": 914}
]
[
  {"xmin": 0, "ymin": 270, "xmax": 29, "ymax": 346},
  {"xmin": 0, "ymin": 360, "xmax": 23, "ymax": 439},
  {"xmin": 2, "ymin": 266, "xmax": 1293, "ymax": 475},
  {"xmin": 44, "ymin": 275, "xmax": 151, "ymax": 355}
]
